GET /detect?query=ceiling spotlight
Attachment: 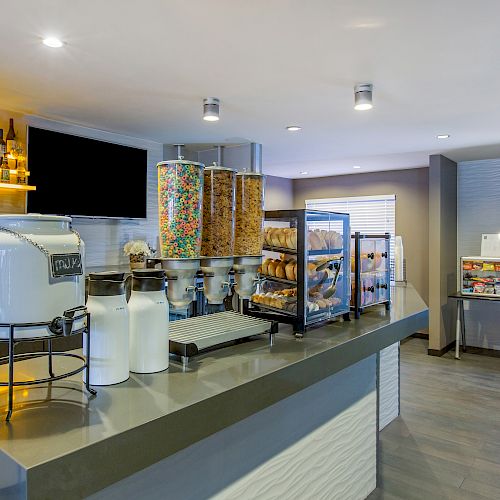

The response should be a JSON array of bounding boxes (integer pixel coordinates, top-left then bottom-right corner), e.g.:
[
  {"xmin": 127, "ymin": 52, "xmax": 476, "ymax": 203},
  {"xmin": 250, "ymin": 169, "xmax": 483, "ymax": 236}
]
[
  {"xmin": 353, "ymin": 165, "xmax": 361, "ymax": 169},
  {"xmin": 300, "ymin": 171, "xmax": 308, "ymax": 175},
  {"xmin": 42, "ymin": 37, "xmax": 64, "ymax": 48},
  {"xmin": 287, "ymin": 126, "xmax": 301, "ymax": 132},
  {"xmin": 437, "ymin": 134, "xmax": 450, "ymax": 139},
  {"xmin": 354, "ymin": 83, "xmax": 373, "ymax": 111},
  {"xmin": 203, "ymin": 97, "xmax": 220, "ymax": 122}
]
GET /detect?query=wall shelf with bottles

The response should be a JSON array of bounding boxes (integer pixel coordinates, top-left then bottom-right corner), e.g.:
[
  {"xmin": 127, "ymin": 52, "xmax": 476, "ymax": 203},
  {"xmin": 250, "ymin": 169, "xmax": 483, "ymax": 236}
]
[{"xmin": 0, "ymin": 183, "xmax": 35, "ymax": 191}]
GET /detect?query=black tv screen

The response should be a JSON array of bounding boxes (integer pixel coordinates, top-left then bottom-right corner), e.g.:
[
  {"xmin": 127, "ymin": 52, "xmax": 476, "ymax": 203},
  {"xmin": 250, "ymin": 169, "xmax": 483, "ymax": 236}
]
[{"xmin": 27, "ymin": 127, "xmax": 148, "ymax": 218}]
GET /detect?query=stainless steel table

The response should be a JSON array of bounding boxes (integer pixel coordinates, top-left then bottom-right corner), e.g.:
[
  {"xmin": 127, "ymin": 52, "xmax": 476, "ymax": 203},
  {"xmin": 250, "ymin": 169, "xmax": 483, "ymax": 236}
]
[{"xmin": 449, "ymin": 292, "xmax": 500, "ymax": 359}]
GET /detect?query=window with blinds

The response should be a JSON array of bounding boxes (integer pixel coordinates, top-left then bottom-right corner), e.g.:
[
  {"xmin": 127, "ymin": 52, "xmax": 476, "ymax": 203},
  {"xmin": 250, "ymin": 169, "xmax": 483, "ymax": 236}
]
[{"xmin": 305, "ymin": 194, "xmax": 396, "ymax": 278}]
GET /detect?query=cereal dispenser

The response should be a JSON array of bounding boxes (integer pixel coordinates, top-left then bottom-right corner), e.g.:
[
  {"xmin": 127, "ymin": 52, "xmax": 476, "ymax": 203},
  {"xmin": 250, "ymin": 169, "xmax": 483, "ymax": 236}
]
[
  {"xmin": 200, "ymin": 163, "xmax": 236, "ymax": 304},
  {"xmin": 201, "ymin": 163, "xmax": 236, "ymax": 257},
  {"xmin": 231, "ymin": 172, "xmax": 266, "ymax": 302},
  {"xmin": 156, "ymin": 157, "xmax": 204, "ymax": 310},
  {"xmin": 234, "ymin": 172, "xmax": 266, "ymax": 256}
]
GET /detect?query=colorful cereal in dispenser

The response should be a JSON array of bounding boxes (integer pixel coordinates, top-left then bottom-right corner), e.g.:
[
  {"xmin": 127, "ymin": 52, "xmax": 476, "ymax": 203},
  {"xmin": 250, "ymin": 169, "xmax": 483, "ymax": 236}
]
[
  {"xmin": 157, "ymin": 158, "xmax": 205, "ymax": 258},
  {"xmin": 201, "ymin": 165, "xmax": 236, "ymax": 257},
  {"xmin": 234, "ymin": 172, "xmax": 266, "ymax": 256}
]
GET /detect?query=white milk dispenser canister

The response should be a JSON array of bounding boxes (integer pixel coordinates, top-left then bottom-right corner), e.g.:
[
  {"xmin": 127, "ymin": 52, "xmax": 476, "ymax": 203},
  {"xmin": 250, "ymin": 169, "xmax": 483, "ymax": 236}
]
[
  {"xmin": 85, "ymin": 272, "xmax": 129, "ymax": 385},
  {"xmin": 129, "ymin": 269, "xmax": 169, "ymax": 373}
]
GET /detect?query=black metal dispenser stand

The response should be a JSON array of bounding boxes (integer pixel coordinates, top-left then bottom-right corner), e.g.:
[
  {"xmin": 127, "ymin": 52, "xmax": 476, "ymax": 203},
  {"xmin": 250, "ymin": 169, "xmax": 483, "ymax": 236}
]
[{"xmin": 0, "ymin": 306, "xmax": 96, "ymax": 421}]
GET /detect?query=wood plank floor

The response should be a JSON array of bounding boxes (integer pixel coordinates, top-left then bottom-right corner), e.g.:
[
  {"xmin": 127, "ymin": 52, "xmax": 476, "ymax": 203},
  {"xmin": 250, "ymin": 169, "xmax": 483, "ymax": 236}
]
[{"xmin": 369, "ymin": 338, "xmax": 500, "ymax": 500}]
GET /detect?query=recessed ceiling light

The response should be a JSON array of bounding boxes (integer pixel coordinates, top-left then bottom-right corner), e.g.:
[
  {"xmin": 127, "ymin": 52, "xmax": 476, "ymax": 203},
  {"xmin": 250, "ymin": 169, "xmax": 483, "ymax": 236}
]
[
  {"xmin": 42, "ymin": 37, "xmax": 64, "ymax": 48},
  {"xmin": 203, "ymin": 97, "xmax": 220, "ymax": 122},
  {"xmin": 354, "ymin": 83, "xmax": 373, "ymax": 111},
  {"xmin": 436, "ymin": 134, "xmax": 450, "ymax": 139},
  {"xmin": 353, "ymin": 165, "xmax": 361, "ymax": 169},
  {"xmin": 287, "ymin": 126, "xmax": 301, "ymax": 132},
  {"xmin": 300, "ymin": 171, "xmax": 308, "ymax": 175}
]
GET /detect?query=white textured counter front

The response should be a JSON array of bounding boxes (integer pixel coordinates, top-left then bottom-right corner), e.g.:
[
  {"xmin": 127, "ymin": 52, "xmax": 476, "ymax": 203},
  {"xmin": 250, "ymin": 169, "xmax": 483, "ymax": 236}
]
[{"xmin": 91, "ymin": 356, "xmax": 377, "ymax": 500}]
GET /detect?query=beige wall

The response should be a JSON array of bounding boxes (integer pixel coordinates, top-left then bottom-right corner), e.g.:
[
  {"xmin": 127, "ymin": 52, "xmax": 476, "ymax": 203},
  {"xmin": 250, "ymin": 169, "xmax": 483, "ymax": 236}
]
[
  {"xmin": 293, "ymin": 168, "xmax": 429, "ymax": 304},
  {"xmin": 265, "ymin": 175, "xmax": 294, "ymax": 210}
]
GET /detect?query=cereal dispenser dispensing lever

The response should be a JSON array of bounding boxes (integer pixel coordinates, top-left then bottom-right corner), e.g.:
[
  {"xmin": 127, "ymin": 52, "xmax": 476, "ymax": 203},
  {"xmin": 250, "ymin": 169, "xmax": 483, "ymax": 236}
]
[{"xmin": 156, "ymin": 157, "xmax": 205, "ymax": 310}]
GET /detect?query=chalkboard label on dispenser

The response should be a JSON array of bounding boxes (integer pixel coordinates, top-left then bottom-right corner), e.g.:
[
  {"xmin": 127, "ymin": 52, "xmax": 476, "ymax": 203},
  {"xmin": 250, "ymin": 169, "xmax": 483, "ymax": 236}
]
[{"xmin": 50, "ymin": 253, "xmax": 83, "ymax": 277}]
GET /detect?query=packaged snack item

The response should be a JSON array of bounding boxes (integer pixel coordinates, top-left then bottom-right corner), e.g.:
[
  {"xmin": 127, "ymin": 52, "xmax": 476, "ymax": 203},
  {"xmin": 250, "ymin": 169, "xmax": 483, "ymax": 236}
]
[
  {"xmin": 463, "ymin": 261, "xmax": 473, "ymax": 271},
  {"xmin": 483, "ymin": 262, "xmax": 495, "ymax": 272}
]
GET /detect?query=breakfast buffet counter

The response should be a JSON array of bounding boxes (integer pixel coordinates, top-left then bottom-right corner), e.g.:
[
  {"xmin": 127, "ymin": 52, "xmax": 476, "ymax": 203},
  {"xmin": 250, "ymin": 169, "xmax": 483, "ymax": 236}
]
[{"xmin": 0, "ymin": 284, "xmax": 428, "ymax": 500}]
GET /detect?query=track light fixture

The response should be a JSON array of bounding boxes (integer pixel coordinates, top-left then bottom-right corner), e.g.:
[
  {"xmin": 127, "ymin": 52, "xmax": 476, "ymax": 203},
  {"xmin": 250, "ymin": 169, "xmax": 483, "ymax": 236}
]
[
  {"xmin": 354, "ymin": 83, "xmax": 373, "ymax": 111},
  {"xmin": 203, "ymin": 97, "xmax": 220, "ymax": 122}
]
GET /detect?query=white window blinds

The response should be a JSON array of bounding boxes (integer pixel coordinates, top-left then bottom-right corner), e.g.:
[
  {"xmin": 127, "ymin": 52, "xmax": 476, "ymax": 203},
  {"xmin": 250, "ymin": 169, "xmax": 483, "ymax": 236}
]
[{"xmin": 305, "ymin": 194, "xmax": 396, "ymax": 277}]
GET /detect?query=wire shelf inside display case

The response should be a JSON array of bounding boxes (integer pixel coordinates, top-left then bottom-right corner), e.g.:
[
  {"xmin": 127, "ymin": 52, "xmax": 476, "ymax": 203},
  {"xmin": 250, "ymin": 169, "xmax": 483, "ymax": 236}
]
[{"xmin": 263, "ymin": 245, "xmax": 343, "ymax": 257}]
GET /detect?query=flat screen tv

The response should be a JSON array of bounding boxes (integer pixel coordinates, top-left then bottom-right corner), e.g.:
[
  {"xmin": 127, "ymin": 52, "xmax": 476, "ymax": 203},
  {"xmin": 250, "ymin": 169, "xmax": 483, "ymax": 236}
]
[{"xmin": 27, "ymin": 126, "xmax": 148, "ymax": 218}]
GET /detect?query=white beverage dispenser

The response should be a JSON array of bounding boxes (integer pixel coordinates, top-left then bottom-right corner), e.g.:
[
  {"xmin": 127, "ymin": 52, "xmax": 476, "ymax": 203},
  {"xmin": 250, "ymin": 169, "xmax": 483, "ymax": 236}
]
[
  {"xmin": 128, "ymin": 269, "xmax": 169, "ymax": 373},
  {"xmin": 85, "ymin": 271, "xmax": 130, "ymax": 386}
]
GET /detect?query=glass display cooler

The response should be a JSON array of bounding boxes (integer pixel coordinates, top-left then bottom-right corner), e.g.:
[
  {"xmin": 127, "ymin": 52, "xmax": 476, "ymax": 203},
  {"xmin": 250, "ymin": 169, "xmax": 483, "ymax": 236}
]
[
  {"xmin": 461, "ymin": 257, "xmax": 500, "ymax": 296},
  {"xmin": 247, "ymin": 209, "xmax": 351, "ymax": 337},
  {"xmin": 351, "ymin": 232, "xmax": 391, "ymax": 319}
]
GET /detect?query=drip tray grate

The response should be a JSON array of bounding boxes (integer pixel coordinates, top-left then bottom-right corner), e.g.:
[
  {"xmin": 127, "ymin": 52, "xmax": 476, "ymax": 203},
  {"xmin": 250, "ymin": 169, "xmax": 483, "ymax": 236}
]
[{"xmin": 169, "ymin": 311, "xmax": 278, "ymax": 363}]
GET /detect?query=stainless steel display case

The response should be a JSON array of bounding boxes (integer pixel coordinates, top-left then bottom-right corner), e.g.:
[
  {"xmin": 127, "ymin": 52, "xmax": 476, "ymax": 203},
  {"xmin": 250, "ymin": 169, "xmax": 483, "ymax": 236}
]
[
  {"xmin": 351, "ymin": 232, "xmax": 391, "ymax": 318},
  {"xmin": 247, "ymin": 209, "xmax": 351, "ymax": 336}
]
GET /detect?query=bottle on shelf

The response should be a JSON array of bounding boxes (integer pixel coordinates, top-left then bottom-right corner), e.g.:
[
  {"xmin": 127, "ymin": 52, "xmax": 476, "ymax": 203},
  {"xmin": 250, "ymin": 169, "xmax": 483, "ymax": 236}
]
[
  {"xmin": 16, "ymin": 158, "xmax": 26, "ymax": 185},
  {"xmin": 0, "ymin": 129, "xmax": 6, "ymax": 158},
  {"xmin": 1, "ymin": 156, "xmax": 10, "ymax": 183},
  {"xmin": 6, "ymin": 118, "xmax": 15, "ymax": 155}
]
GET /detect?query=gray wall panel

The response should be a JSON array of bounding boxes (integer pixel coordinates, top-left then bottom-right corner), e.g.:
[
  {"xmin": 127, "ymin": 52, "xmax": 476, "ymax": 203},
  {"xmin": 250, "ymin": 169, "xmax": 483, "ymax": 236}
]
[{"xmin": 458, "ymin": 159, "xmax": 500, "ymax": 349}]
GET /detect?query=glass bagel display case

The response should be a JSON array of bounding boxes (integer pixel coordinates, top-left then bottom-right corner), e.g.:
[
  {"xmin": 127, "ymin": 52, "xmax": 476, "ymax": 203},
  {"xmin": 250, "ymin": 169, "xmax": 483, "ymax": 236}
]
[
  {"xmin": 350, "ymin": 232, "xmax": 391, "ymax": 318},
  {"xmin": 461, "ymin": 257, "xmax": 500, "ymax": 296},
  {"xmin": 247, "ymin": 209, "xmax": 351, "ymax": 336}
]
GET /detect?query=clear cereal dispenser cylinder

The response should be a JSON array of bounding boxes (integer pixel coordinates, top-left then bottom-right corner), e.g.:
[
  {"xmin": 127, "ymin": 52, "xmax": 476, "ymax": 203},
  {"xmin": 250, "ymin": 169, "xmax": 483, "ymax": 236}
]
[
  {"xmin": 157, "ymin": 158, "xmax": 205, "ymax": 258},
  {"xmin": 234, "ymin": 172, "xmax": 266, "ymax": 256},
  {"xmin": 201, "ymin": 165, "xmax": 236, "ymax": 257}
]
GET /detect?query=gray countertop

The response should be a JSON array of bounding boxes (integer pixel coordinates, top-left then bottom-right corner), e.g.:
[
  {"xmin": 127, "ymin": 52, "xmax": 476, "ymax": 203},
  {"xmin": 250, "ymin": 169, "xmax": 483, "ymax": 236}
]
[{"xmin": 0, "ymin": 284, "xmax": 428, "ymax": 499}]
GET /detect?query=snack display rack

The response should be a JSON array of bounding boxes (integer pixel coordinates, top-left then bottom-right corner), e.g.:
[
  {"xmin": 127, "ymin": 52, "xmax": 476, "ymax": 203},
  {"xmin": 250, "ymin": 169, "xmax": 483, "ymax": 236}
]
[
  {"xmin": 246, "ymin": 209, "xmax": 351, "ymax": 337},
  {"xmin": 351, "ymin": 232, "xmax": 391, "ymax": 319},
  {"xmin": 461, "ymin": 256, "xmax": 500, "ymax": 296}
]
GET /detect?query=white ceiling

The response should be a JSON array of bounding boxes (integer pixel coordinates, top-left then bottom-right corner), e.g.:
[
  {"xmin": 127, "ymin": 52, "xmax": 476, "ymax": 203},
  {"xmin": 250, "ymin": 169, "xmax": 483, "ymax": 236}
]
[{"xmin": 2, "ymin": 0, "xmax": 500, "ymax": 178}]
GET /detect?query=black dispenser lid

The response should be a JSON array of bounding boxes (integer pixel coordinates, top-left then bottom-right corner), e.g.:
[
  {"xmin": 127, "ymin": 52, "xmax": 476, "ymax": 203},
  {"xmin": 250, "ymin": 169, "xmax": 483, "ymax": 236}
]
[
  {"xmin": 88, "ymin": 271, "xmax": 126, "ymax": 296},
  {"xmin": 132, "ymin": 269, "xmax": 166, "ymax": 292},
  {"xmin": 89, "ymin": 271, "xmax": 125, "ymax": 282}
]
